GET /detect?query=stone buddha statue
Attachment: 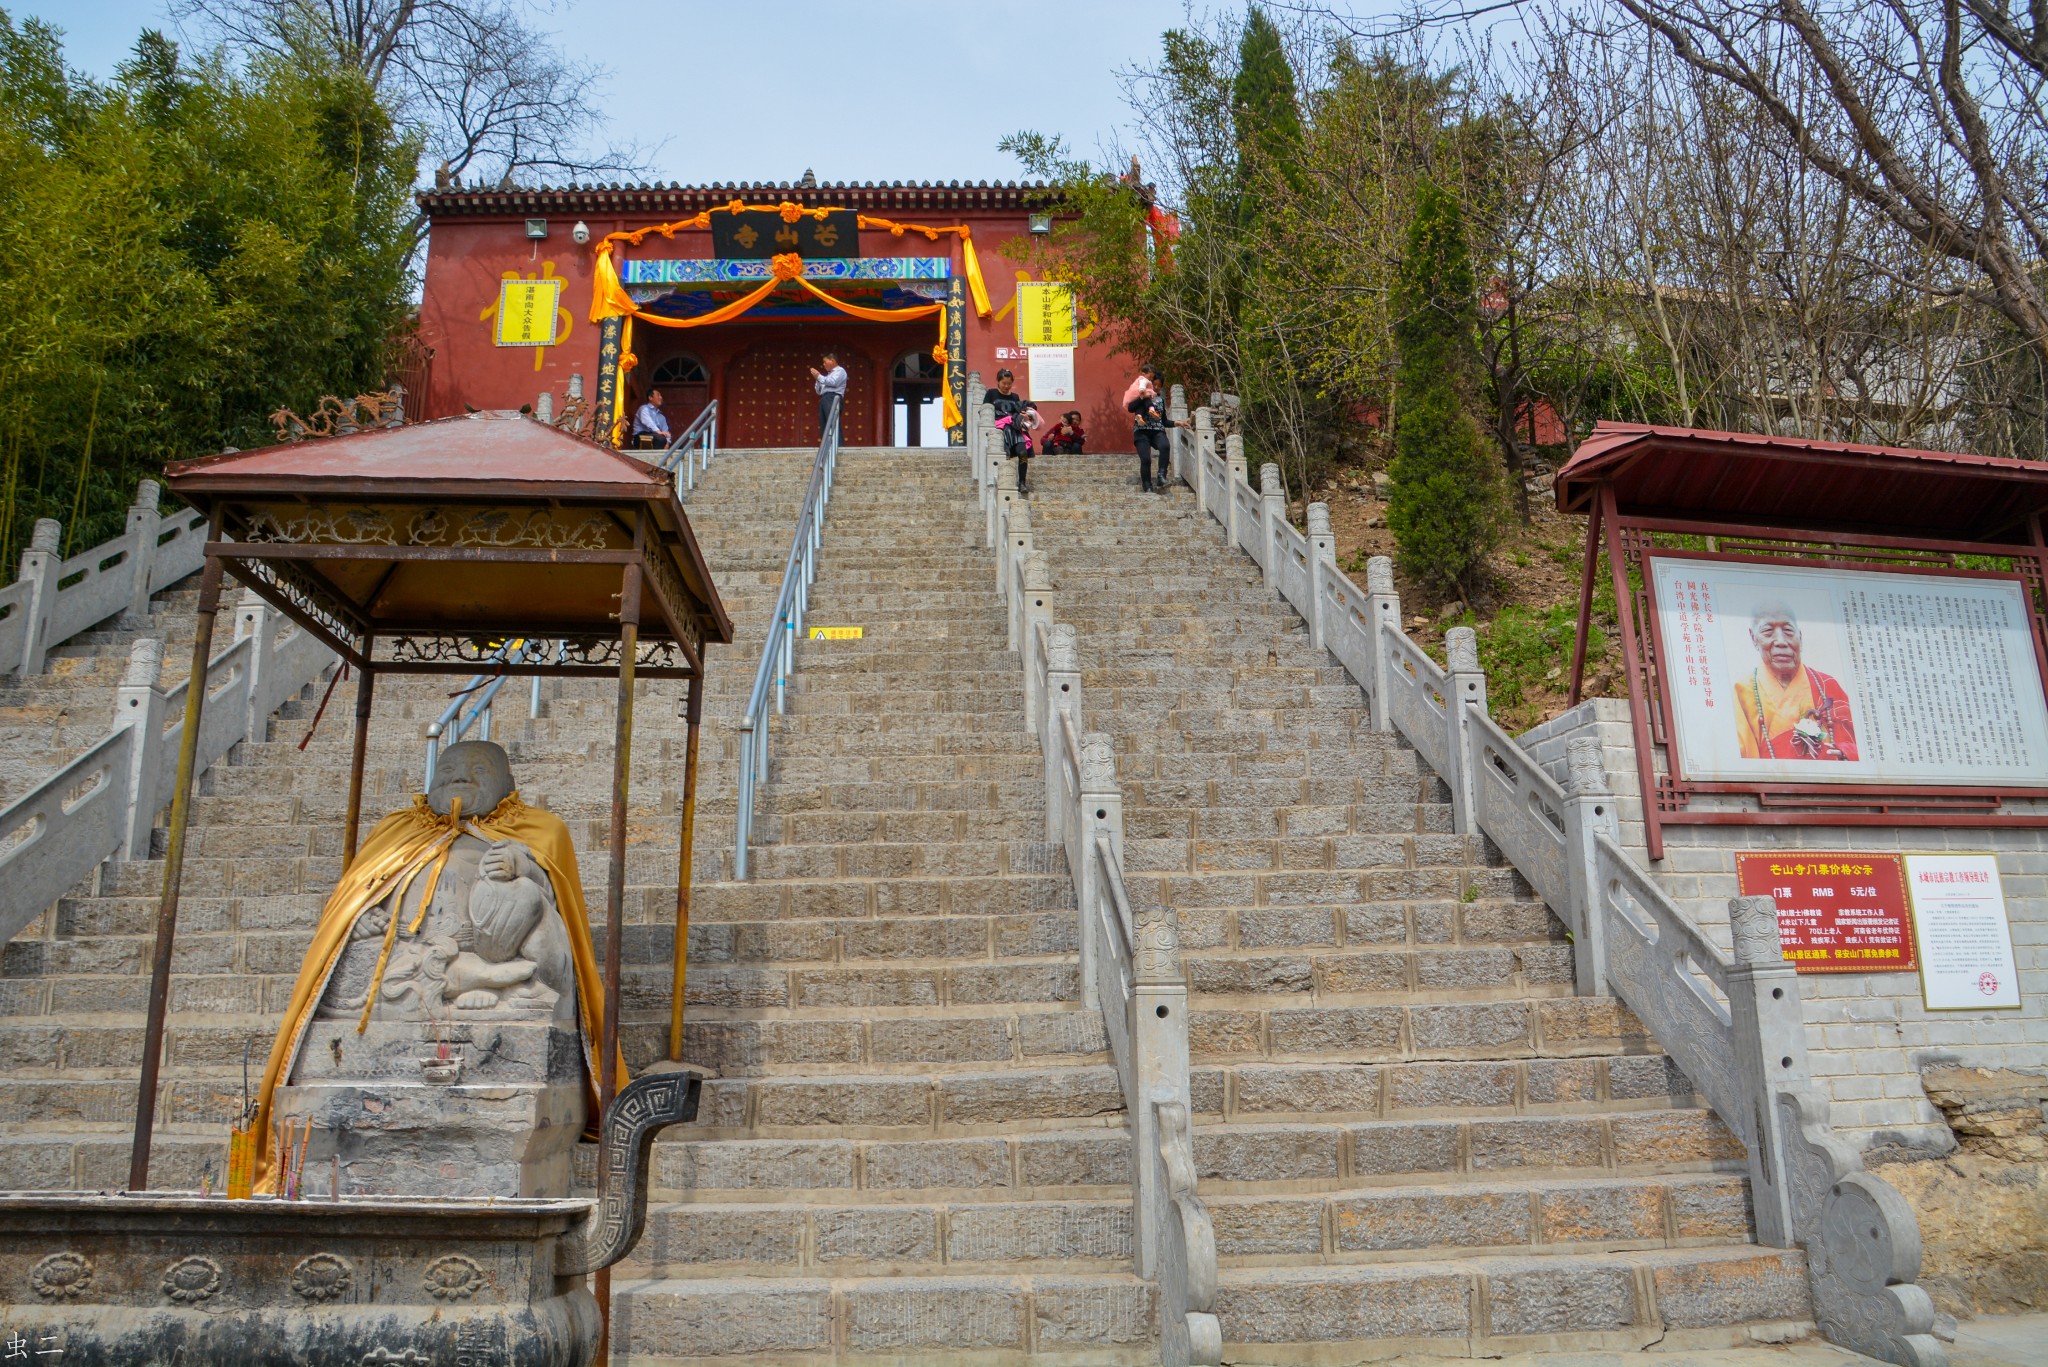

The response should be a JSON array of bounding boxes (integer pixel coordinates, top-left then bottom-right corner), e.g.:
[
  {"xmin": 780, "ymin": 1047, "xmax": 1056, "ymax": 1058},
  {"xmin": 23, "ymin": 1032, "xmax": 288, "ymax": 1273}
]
[
  {"xmin": 321, "ymin": 742, "xmax": 577, "ymax": 1026},
  {"xmin": 253, "ymin": 740, "xmax": 614, "ymax": 1198}
]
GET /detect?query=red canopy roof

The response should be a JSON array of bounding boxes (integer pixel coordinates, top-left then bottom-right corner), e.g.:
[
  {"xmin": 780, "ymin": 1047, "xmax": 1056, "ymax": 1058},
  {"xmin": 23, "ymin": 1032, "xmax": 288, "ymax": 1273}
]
[{"xmin": 1553, "ymin": 423, "xmax": 2048, "ymax": 544}]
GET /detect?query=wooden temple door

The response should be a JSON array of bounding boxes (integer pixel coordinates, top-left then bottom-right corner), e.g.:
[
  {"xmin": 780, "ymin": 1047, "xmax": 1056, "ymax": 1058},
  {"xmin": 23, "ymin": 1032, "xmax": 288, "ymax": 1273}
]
[{"xmin": 724, "ymin": 341, "xmax": 875, "ymax": 447}]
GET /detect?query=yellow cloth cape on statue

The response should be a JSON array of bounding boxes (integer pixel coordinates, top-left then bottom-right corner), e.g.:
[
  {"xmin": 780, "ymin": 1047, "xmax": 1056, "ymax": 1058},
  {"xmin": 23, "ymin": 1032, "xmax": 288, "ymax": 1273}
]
[{"xmin": 249, "ymin": 792, "xmax": 622, "ymax": 1193}]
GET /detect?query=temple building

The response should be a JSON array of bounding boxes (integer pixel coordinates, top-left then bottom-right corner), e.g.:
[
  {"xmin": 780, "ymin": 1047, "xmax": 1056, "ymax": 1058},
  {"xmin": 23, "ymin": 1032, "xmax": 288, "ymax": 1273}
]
[{"xmin": 415, "ymin": 176, "xmax": 1138, "ymax": 448}]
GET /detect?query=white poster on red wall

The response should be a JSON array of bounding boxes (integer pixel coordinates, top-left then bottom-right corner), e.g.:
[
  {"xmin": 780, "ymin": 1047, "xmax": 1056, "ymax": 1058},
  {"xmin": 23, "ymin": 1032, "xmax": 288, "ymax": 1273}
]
[{"xmin": 1028, "ymin": 346, "xmax": 1075, "ymax": 402}]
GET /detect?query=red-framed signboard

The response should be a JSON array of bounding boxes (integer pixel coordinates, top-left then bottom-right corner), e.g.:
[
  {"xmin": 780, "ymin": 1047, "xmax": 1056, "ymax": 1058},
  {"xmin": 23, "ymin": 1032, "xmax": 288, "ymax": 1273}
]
[
  {"xmin": 1734, "ymin": 852, "xmax": 1916, "ymax": 973},
  {"xmin": 1556, "ymin": 425, "xmax": 2048, "ymax": 859}
]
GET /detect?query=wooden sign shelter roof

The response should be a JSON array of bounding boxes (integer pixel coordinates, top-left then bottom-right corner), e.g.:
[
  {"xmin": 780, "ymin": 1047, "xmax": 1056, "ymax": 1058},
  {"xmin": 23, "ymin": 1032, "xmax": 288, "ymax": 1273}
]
[
  {"xmin": 164, "ymin": 412, "xmax": 733, "ymax": 678},
  {"xmin": 1555, "ymin": 422, "xmax": 2048, "ymax": 544}
]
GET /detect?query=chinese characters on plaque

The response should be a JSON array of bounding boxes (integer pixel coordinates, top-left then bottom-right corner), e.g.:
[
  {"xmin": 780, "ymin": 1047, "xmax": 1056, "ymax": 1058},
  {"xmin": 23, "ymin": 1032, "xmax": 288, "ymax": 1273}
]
[
  {"xmin": 1014, "ymin": 282, "xmax": 1077, "ymax": 347},
  {"xmin": 1734, "ymin": 853, "xmax": 1914, "ymax": 972},
  {"xmin": 1650, "ymin": 556, "xmax": 2048, "ymax": 787},
  {"xmin": 1735, "ymin": 849, "xmax": 2021, "ymax": 1007},
  {"xmin": 1905, "ymin": 854, "xmax": 2021, "ymax": 1010},
  {"xmin": 493, "ymin": 278, "xmax": 562, "ymax": 347},
  {"xmin": 711, "ymin": 209, "xmax": 858, "ymax": 259},
  {"xmin": 1028, "ymin": 347, "xmax": 1076, "ymax": 402}
]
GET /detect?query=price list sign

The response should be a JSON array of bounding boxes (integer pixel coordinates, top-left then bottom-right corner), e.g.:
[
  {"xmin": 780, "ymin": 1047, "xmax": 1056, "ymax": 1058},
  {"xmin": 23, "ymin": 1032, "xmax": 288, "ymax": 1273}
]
[{"xmin": 1734, "ymin": 852, "xmax": 1915, "ymax": 973}]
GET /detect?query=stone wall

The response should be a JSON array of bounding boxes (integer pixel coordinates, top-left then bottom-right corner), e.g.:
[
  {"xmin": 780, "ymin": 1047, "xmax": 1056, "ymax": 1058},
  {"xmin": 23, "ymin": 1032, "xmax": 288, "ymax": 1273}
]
[{"xmin": 1521, "ymin": 698, "xmax": 2048, "ymax": 1154}]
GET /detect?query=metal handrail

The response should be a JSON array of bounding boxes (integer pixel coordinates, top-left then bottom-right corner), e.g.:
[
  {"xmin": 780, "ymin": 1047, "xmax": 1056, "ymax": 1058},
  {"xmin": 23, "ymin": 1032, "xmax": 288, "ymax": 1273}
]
[
  {"xmin": 423, "ymin": 638, "xmax": 546, "ymax": 789},
  {"xmin": 733, "ymin": 395, "xmax": 843, "ymax": 879},
  {"xmin": 653, "ymin": 400, "xmax": 720, "ymax": 492}
]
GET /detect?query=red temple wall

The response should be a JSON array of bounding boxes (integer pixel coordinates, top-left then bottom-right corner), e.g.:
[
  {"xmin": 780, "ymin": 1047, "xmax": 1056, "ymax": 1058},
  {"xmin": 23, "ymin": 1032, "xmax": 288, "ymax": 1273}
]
[{"xmin": 417, "ymin": 208, "xmax": 1140, "ymax": 449}]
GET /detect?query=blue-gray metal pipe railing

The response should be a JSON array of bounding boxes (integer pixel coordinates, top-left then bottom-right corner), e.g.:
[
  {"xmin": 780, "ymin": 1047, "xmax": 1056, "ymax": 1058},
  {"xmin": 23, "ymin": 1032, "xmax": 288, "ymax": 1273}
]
[
  {"xmin": 734, "ymin": 396, "xmax": 842, "ymax": 879},
  {"xmin": 653, "ymin": 400, "xmax": 719, "ymax": 492},
  {"xmin": 423, "ymin": 638, "xmax": 546, "ymax": 789}
]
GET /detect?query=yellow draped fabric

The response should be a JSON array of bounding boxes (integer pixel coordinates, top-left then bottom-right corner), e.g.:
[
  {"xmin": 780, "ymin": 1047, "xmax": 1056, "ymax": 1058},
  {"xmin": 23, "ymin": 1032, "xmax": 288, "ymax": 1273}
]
[{"xmin": 249, "ymin": 792, "xmax": 621, "ymax": 1192}]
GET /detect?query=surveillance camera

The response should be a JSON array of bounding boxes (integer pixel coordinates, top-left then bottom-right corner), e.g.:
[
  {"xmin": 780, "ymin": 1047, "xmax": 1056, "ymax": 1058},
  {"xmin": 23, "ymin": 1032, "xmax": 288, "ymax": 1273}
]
[{"xmin": 571, "ymin": 221, "xmax": 591, "ymax": 245}]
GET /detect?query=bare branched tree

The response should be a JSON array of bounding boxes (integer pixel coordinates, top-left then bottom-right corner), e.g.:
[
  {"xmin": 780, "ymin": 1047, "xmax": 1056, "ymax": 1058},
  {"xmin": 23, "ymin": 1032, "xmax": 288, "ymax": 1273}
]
[
  {"xmin": 172, "ymin": 0, "xmax": 649, "ymax": 201},
  {"xmin": 1602, "ymin": 0, "xmax": 2048, "ymax": 379}
]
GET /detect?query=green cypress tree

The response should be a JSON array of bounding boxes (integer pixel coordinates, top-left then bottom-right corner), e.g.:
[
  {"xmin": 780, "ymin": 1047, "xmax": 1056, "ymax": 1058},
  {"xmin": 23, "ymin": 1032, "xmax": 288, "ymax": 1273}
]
[
  {"xmin": 1231, "ymin": 8, "xmax": 1303, "ymax": 189},
  {"xmin": 1385, "ymin": 180, "xmax": 1500, "ymax": 600}
]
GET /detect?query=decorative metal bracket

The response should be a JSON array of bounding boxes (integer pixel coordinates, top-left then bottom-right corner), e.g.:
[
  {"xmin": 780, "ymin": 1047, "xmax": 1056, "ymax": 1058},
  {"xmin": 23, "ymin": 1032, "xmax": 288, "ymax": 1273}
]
[{"xmin": 556, "ymin": 1071, "xmax": 701, "ymax": 1276}]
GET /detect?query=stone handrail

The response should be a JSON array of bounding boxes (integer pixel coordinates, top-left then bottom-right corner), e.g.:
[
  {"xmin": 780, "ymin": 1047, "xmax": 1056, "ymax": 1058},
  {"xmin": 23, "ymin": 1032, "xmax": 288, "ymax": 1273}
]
[
  {"xmin": 1162, "ymin": 411, "xmax": 1944, "ymax": 1367},
  {"xmin": 969, "ymin": 388, "xmax": 1218, "ymax": 1367},
  {"xmin": 0, "ymin": 590, "xmax": 337, "ymax": 944},
  {"xmin": 0, "ymin": 480, "xmax": 209, "ymax": 676}
]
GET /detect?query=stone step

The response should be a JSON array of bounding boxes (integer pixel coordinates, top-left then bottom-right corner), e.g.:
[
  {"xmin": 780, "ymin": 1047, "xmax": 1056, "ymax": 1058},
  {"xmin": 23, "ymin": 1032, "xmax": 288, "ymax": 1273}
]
[
  {"xmin": 622, "ymin": 1195, "xmax": 1135, "ymax": 1277},
  {"xmin": 608, "ymin": 1270, "xmax": 1157, "ymax": 1362},
  {"xmin": 1209, "ymin": 1244, "xmax": 1810, "ymax": 1351},
  {"xmin": 1202, "ymin": 1171, "xmax": 1755, "ymax": 1263},
  {"xmin": 680, "ymin": 1064, "xmax": 1127, "ymax": 1139},
  {"xmin": 649, "ymin": 1127, "xmax": 1130, "ymax": 1198},
  {"xmin": 1189, "ymin": 1050, "xmax": 1691, "ymax": 1125}
]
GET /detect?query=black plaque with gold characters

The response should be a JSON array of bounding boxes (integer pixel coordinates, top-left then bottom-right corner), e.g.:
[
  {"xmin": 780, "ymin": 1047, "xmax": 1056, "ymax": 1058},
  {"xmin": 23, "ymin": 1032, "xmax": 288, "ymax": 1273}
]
[{"xmin": 713, "ymin": 208, "xmax": 859, "ymax": 260}]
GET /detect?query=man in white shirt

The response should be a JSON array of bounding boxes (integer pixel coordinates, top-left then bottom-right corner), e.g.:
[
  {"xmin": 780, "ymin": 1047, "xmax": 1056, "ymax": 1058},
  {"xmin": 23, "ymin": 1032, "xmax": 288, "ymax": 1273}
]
[
  {"xmin": 809, "ymin": 353, "xmax": 848, "ymax": 437},
  {"xmin": 631, "ymin": 388, "xmax": 671, "ymax": 449}
]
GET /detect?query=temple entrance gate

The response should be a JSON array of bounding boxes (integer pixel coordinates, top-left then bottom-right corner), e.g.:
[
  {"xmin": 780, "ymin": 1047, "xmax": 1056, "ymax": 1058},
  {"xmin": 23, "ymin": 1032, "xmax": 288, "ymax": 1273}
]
[{"xmin": 725, "ymin": 339, "xmax": 874, "ymax": 447}]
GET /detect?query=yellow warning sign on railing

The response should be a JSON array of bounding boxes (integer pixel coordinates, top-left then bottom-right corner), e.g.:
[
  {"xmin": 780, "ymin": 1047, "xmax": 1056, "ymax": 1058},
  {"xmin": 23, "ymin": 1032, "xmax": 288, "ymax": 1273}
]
[{"xmin": 809, "ymin": 626, "xmax": 863, "ymax": 640}]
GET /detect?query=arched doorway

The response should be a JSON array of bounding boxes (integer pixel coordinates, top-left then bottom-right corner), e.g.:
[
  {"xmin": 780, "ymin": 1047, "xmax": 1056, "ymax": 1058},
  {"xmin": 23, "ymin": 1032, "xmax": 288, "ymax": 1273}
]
[
  {"xmin": 725, "ymin": 341, "xmax": 874, "ymax": 447},
  {"xmin": 892, "ymin": 349, "xmax": 945, "ymax": 448},
  {"xmin": 646, "ymin": 353, "xmax": 710, "ymax": 438}
]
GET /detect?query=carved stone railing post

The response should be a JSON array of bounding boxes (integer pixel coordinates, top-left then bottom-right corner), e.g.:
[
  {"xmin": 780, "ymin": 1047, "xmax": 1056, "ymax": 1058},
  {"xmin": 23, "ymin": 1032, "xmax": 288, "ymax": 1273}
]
[
  {"xmin": 236, "ymin": 589, "xmax": 283, "ymax": 745},
  {"xmin": 1075, "ymin": 733, "xmax": 1120, "ymax": 1012},
  {"xmin": 112, "ymin": 638, "xmax": 167, "ymax": 860},
  {"xmin": 1305, "ymin": 502, "xmax": 1335, "ymax": 650},
  {"xmin": 976, "ymin": 402, "xmax": 998, "ymax": 510},
  {"xmin": 990, "ymin": 441, "xmax": 1017, "ymax": 550},
  {"xmin": 1132, "ymin": 900, "xmax": 1190, "ymax": 1279},
  {"xmin": 1562, "ymin": 737, "xmax": 1617, "ymax": 997},
  {"xmin": 1727, "ymin": 894, "xmax": 1804, "ymax": 1248},
  {"xmin": 120, "ymin": 480, "xmax": 163, "ymax": 629},
  {"xmin": 1019, "ymin": 554, "xmax": 1053, "ymax": 717},
  {"xmin": 1365, "ymin": 556, "xmax": 1401, "ymax": 733},
  {"xmin": 999, "ymin": 499, "xmax": 1030, "ymax": 605},
  {"xmin": 1224, "ymin": 434, "xmax": 1248, "ymax": 549},
  {"xmin": 17, "ymin": 518, "xmax": 62, "ymax": 675},
  {"xmin": 1258, "ymin": 463, "xmax": 1284, "ymax": 591},
  {"xmin": 1042, "ymin": 623, "xmax": 1081, "ymax": 844},
  {"xmin": 1192, "ymin": 408, "xmax": 1213, "ymax": 513},
  {"xmin": 1443, "ymin": 627, "xmax": 1486, "ymax": 835},
  {"xmin": 1166, "ymin": 386, "xmax": 1189, "ymax": 485}
]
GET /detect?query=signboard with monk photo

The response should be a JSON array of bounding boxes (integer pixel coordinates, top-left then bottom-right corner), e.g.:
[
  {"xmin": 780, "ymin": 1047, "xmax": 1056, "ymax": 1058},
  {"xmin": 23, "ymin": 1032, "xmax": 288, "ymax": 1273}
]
[{"xmin": 1649, "ymin": 555, "xmax": 2048, "ymax": 788}]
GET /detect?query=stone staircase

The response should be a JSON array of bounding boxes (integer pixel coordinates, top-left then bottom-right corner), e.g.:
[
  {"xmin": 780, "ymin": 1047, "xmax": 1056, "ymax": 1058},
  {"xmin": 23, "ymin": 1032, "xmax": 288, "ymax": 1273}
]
[
  {"xmin": 0, "ymin": 582, "xmax": 233, "ymax": 806},
  {"xmin": 0, "ymin": 446, "xmax": 819, "ymax": 1189},
  {"xmin": 611, "ymin": 449, "xmax": 1156, "ymax": 1364},
  {"xmin": 0, "ymin": 439, "xmax": 1818, "ymax": 1361},
  {"xmin": 1022, "ymin": 452, "xmax": 1812, "ymax": 1357}
]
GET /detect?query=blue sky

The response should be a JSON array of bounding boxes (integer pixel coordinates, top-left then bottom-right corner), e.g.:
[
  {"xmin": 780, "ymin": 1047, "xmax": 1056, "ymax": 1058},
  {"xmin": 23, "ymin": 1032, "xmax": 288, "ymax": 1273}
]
[{"xmin": 12, "ymin": 0, "xmax": 1204, "ymax": 183}]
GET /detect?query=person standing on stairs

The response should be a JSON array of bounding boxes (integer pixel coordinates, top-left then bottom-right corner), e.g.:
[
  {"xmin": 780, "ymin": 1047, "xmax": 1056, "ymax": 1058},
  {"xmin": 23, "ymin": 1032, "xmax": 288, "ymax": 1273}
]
[
  {"xmin": 809, "ymin": 352, "xmax": 847, "ymax": 438},
  {"xmin": 983, "ymin": 368, "xmax": 1033, "ymax": 495},
  {"xmin": 1128, "ymin": 369, "xmax": 1176, "ymax": 494}
]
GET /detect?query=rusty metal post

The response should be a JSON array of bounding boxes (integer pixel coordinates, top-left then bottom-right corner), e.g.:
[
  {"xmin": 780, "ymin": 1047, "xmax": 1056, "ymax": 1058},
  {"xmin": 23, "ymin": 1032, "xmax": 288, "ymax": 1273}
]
[
  {"xmin": 669, "ymin": 668, "xmax": 705, "ymax": 1062},
  {"xmin": 595, "ymin": 561, "xmax": 642, "ymax": 1367},
  {"xmin": 1567, "ymin": 497, "xmax": 1602, "ymax": 706},
  {"xmin": 342, "ymin": 648, "xmax": 377, "ymax": 866},
  {"xmin": 128, "ymin": 539, "xmax": 224, "ymax": 1191}
]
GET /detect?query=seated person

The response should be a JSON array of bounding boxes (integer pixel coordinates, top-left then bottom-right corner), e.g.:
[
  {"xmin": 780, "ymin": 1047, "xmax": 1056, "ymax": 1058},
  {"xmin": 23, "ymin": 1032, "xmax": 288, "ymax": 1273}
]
[
  {"xmin": 1043, "ymin": 411, "xmax": 1087, "ymax": 454},
  {"xmin": 630, "ymin": 389, "xmax": 671, "ymax": 449}
]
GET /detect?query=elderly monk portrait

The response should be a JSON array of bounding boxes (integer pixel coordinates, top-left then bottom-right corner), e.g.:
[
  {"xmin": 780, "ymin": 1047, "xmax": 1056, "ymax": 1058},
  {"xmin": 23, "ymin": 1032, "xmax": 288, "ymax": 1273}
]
[{"xmin": 1732, "ymin": 600, "xmax": 1859, "ymax": 762}]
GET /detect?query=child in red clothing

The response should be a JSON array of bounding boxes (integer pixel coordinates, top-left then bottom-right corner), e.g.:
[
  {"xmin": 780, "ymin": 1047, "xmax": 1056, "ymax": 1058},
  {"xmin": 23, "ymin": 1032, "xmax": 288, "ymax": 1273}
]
[{"xmin": 1042, "ymin": 411, "xmax": 1087, "ymax": 454}]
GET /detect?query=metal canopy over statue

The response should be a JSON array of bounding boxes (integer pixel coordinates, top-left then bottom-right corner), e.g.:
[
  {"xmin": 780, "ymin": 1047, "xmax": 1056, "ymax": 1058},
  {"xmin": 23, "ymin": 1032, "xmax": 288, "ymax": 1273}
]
[{"xmin": 1, "ymin": 411, "xmax": 734, "ymax": 1367}]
